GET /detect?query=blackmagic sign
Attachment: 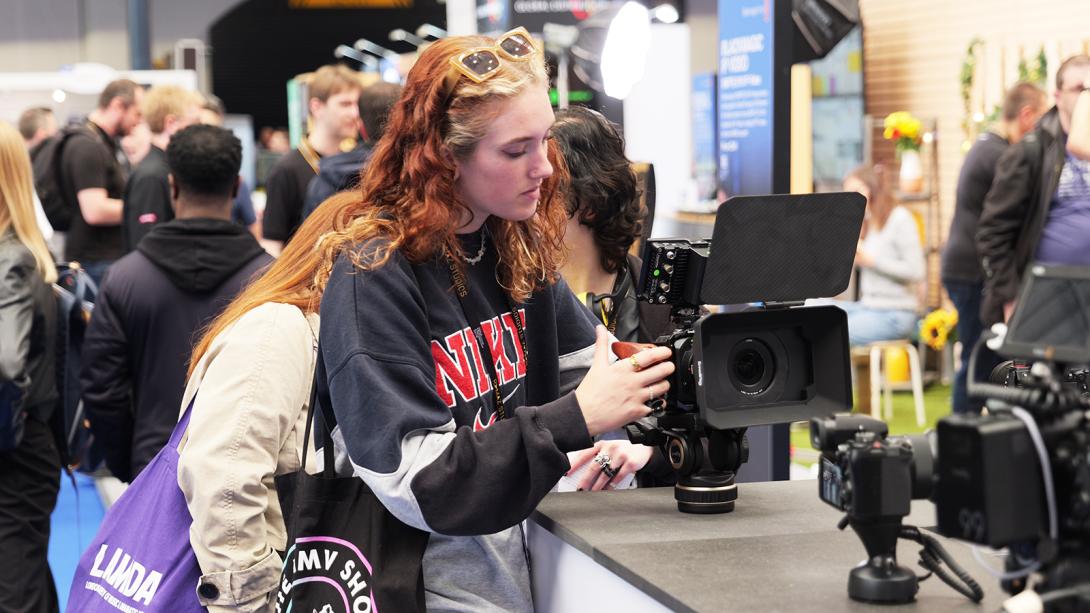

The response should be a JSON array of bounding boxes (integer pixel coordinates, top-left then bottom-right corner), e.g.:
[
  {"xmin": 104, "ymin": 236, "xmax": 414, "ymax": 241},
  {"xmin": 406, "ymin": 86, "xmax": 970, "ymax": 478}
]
[
  {"xmin": 717, "ymin": 0, "xmax": 792, "ymax": 197},
  {"xmin": 715, "ymin": 0, "xmax": 795, "ymax": 481}
]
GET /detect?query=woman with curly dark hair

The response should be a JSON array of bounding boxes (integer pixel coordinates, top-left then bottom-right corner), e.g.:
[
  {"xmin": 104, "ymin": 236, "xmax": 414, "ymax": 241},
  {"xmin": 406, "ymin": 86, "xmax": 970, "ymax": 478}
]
[
  {"xmin": 551, "ymin": 106, "xmax": 675, "ymax": 491},
  {"xmin": 552, "ymin": 106, "xmax": 647, "ymax": 342},
  {"xmin": 314, "ymin": 31, "xmax": 675, "ymax": 612}
]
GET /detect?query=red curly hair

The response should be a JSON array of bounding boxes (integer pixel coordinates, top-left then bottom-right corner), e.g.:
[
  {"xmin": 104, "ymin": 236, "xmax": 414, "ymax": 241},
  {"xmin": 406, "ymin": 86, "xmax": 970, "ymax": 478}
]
[{"xmin": 318, "ymin": 34, "xmax": 570, "ymax": 302}]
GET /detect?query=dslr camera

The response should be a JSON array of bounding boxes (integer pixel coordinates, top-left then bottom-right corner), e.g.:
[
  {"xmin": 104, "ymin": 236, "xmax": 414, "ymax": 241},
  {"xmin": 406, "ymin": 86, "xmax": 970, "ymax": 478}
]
[
  {"xmin": 626, "ymin": 193, "xmax": 865, "ymax": 513},
  {"xmin": 811, "ymin": 415, "xmax": 964, "ymax": 604}
]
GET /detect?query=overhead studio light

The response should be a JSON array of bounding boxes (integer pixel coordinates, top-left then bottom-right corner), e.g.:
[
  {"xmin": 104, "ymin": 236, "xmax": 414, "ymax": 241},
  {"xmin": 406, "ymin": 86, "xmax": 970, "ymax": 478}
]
[
  {"xmin": 415, "ymin": 24, "xmax": 447, "ymax": 41},
  {"xmin": 389, "ymin": 28, "xmax": 427, "ymax": 47},
  {"xmin": 571, "ymin": 1, "xmax": 651, "ymax": 100},
  {"xmin": 334, "ymin": 45, "xmax": 379, "ymax": 72},
  {"xmin": 353, "ymin": 39, "xmax": 401, "ymax": 62},
  {"xmin": 353, "ymin": 39, "xmax": 403, "ymax": 83}
]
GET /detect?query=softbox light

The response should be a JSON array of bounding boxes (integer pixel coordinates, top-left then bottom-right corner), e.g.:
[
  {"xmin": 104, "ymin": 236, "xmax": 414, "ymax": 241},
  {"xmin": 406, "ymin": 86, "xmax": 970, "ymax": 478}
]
[{"xmin": 570, "ymin": 1, "xmax": 651, "ymax": 100}]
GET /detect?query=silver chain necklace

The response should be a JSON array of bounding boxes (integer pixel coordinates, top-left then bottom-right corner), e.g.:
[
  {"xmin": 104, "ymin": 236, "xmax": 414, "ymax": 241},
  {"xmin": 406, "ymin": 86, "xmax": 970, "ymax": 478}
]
[{"xmin": 463, "ymin": 231, "xmax": 486, "ymax": 265}]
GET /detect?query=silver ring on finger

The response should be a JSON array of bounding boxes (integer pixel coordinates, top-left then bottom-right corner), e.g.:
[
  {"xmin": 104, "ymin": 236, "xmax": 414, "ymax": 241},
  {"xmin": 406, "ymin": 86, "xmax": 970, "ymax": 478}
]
[{"xmin": 602, "ymin": 463, "xmax": 618, "ymax": 479}]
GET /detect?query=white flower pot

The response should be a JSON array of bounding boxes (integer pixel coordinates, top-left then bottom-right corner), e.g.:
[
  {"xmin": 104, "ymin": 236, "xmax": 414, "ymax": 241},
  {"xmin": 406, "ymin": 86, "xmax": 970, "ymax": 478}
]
[{"xmin": 899, "ymin": 149, "xmax": 924, "ymax": 194}]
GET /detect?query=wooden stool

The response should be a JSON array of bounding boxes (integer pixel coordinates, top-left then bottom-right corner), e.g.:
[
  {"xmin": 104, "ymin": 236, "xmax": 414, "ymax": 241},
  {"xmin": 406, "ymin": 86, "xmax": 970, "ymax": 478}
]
[{"xmin": 850, "ymin": 341, "xmax": 926, "ymax": 427}]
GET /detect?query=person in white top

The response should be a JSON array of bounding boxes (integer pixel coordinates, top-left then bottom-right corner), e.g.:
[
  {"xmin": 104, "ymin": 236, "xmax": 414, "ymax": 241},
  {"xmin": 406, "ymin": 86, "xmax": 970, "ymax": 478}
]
[
  {"xmin": 838, "ymin": 164, "xmax": 926, "ymax": 345},
  {"xmin": 176, "ymin": 193, "xmax": 351, "ymax": 612}
]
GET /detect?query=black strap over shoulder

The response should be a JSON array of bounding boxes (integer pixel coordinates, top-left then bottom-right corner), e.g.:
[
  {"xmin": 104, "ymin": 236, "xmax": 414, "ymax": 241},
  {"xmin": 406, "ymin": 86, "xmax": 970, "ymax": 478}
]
[{"xmin": 299, "ymin": 346, "xmax": 336, "ymax": 479}]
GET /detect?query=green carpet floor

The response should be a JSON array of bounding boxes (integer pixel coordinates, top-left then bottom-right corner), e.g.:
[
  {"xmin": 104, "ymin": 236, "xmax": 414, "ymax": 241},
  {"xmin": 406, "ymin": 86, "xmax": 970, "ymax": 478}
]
[{"xmin": 790, "ymin": 383, "xmax": 953, "ymax": 468}]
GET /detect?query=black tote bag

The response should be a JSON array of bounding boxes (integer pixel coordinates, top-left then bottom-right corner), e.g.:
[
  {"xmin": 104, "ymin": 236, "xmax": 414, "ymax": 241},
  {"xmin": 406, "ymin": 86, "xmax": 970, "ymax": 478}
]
[{"xmin": 274, "ymin": 356, "xmax": 429, "ymax": 613}]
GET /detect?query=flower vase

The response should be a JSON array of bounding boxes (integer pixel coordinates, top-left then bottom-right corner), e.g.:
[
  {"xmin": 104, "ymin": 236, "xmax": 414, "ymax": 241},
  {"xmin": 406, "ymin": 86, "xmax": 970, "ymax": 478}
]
[{"xmin": 899, "ymin": 149, "xmax": 924, "ymax": 194}]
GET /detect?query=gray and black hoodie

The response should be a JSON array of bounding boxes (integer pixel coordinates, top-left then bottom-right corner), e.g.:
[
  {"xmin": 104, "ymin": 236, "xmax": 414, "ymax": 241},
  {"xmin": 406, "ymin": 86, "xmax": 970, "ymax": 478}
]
[{"xmin": 319, "ymin": 228, "xmax": 598, "ymax": 612}]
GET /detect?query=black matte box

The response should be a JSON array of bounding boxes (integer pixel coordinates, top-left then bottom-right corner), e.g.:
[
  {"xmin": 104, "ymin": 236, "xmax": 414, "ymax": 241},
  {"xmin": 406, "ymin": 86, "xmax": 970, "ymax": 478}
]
[
  {"xmin": 936, "ymin": 414, "xmax": 1044, "ymax": 548},
  {"xmin": 693, "ymin": 305, "xmax": 853, "ymax": 430}
]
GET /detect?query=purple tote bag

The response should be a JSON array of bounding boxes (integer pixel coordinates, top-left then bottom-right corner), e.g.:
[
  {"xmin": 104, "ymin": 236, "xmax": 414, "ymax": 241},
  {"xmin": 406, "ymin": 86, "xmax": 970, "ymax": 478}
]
[{"xmin": 66, "ymin": 400, "xmax": 203, "ymax": 612}]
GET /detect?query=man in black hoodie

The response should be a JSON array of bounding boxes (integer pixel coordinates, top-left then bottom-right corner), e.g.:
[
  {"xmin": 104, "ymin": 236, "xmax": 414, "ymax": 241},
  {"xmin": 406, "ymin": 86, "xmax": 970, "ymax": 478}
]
[{"xmin": 81, "ymin": 124, "xmax": 273, "ymax": 482}]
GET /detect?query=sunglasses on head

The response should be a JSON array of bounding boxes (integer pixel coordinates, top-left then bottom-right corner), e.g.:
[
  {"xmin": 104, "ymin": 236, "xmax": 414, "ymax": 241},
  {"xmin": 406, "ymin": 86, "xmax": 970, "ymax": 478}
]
[{"xmin": 442, "ymin": 27, "xmax": 538, "ymax": 96}]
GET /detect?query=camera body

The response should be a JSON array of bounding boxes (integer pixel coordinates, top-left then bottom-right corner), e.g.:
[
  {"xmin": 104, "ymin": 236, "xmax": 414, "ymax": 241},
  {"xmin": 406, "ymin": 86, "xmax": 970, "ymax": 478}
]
[
  {"xmin": 640, "ymin": 239, "xmax": 708, "ymax": 309},
  {"xmin": 934, "ymin": 412, "xmax": 1045, "ymax": 548},
  {"xmin": 810, "ymin": 414, "xmax": 936, "ymax": 603},
  {"xmin": 819, "ymin": 433, "xmax": 913, "ymax": 520},
  {"xmin": 812, "ymin": 415, "xmax": 934, "ymax": 521}
]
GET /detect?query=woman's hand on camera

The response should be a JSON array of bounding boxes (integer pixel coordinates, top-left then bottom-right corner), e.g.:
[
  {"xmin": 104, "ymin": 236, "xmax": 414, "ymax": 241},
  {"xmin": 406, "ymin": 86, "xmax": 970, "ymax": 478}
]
[
  {"xmin": 567, "ymin": 439, "xmax": 654, "ymax": 491},
  {"xmin": 575, "ymin": 325, "xmax": 674, "ymax": 437}
]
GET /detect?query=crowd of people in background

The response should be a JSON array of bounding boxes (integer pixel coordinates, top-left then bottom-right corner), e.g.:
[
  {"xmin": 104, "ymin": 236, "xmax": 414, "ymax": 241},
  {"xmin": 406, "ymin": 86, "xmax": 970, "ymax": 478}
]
[{"xmin": 0, "ymin": 32, "xmax": 1089, "ymax": 611}]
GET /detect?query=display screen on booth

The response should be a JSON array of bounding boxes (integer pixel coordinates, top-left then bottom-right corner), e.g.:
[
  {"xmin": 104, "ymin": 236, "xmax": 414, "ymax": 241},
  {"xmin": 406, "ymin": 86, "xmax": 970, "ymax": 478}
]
[{"xmin": 718, "ymin": 0, "xmax": 775, "ymax": 197}]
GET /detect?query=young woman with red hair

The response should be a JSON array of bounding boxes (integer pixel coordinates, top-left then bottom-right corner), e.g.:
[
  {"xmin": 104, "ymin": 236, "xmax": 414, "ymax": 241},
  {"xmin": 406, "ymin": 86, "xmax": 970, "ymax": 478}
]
[{"xmin": 314, "ymin": 31, "xmax": 674, "ymax": 611}]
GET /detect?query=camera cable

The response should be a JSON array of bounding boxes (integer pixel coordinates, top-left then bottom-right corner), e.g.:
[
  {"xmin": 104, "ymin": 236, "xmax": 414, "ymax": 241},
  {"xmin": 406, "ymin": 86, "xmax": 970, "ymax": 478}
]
[
  {"xmin": 969, "ymin": 546, "xmax": 1040, "ymax": 582},
  {"xmin": 1038, "ymin": 583, "xmax": 1090, "ymax": 607},
  {"xmin": 1009, "ymin": 407, "xmax": 1058, "ymax": 543},
  {"xmin": 899, "ymin": 524, "xmax": 985, "ymax": 603},
  {"xmin": 1000, "ymin": 583, "xmax": 1090, "ymax": 613}
]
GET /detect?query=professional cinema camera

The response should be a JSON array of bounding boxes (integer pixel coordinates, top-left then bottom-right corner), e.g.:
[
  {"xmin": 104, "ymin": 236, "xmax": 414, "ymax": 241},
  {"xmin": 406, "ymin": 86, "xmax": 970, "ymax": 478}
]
[
  {"xmin": 813, "ymin": 264, "xmax": 1090, "ymax": 611},
  {"xmin": 624, "ymin": 193, "xmax": 865, "ymax": 514},
  {"xmin": 934, "ymin": 264, "xmax": 1090, "ymax": 611}
]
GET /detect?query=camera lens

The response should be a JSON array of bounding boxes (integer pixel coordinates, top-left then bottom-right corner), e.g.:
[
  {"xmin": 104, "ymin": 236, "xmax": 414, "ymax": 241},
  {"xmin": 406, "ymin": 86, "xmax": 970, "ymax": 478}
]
[
  {"xmin": 734, "ymin": 349, "xmax": 764, "ymax": 386},
  {"xmin": 728, "ymin": 338, "xmax": 775, "ymax": 396}
]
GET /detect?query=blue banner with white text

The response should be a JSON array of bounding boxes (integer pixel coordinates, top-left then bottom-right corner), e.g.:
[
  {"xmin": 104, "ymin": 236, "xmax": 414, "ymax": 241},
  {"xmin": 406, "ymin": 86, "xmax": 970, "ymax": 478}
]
[{"xmin": 717, "ymin": 0, "xmax": 774, "ymax": 196}]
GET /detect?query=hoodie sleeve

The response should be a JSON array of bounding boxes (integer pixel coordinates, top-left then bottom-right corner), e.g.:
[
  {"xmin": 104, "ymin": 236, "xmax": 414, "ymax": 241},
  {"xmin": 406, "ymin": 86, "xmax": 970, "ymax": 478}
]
[
  {"xmin": 551, "ymin": 276, "xmax": 599, "ymax": 395},
  {"xmin": 80, "ymin": 274, "xmax": 135, "ymax": 482},
  {"xmin": 321, "ymin": 252, "xmax": 593, "ymax": 537}
]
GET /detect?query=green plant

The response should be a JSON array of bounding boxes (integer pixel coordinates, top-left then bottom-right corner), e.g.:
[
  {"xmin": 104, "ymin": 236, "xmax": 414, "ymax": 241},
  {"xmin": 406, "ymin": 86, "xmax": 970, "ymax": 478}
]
[
  {"xmin": 1018, "ymin": 46, "xmax": 1049, "ymax": 86},
  {"xmin": 960, "ymin": 38, "xmax": 985, "ymax": 144},
  {"xmin": 960, "ymin": 41, "xmax": 1047, "ymax": 150}
]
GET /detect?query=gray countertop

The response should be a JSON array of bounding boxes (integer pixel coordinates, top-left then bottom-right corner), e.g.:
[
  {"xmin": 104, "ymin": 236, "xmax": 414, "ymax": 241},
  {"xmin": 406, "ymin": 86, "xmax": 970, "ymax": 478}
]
[{"xmin": 531, "ymin": 480, "xmax": 1008, "ymax": 612}]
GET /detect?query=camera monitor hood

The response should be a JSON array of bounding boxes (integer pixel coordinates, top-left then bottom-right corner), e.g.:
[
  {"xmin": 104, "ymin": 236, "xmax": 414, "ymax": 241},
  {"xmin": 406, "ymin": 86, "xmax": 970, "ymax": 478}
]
[
  {"xmin": 700, "ymin": 192, "xmax": 866, "ymax": 305},
  {"xmin": 999, "ymin": 264, "xmax": 1090, "ymax": 364}
]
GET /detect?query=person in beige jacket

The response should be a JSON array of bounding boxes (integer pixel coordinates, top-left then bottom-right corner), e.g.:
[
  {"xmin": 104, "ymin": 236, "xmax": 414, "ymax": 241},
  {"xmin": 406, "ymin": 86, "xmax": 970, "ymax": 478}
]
[{"xmin": 176, "ymin": 194, "xmax": 349, "ymax": 612}]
